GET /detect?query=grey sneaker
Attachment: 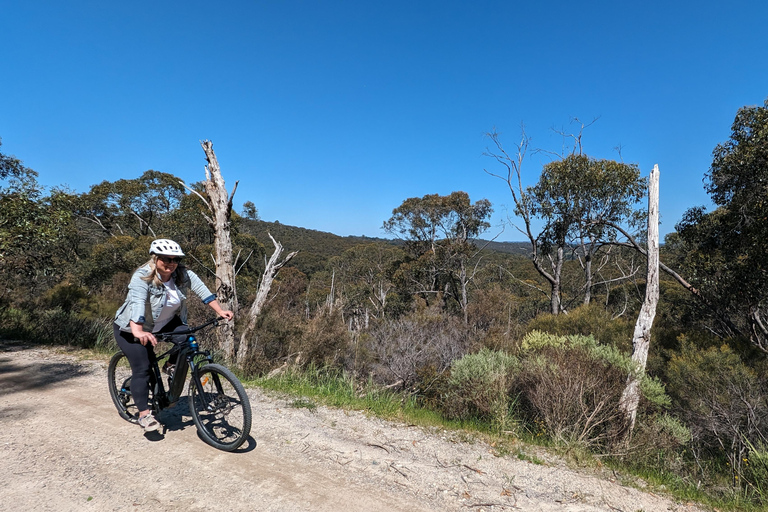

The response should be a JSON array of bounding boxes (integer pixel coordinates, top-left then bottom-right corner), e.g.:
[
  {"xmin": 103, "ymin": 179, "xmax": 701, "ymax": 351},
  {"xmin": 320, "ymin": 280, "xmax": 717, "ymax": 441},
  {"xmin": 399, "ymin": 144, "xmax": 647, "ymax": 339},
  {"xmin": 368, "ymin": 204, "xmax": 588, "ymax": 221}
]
[{"xmin": 138, "ymin": 413, "xmax": 160, "ymax": 432}]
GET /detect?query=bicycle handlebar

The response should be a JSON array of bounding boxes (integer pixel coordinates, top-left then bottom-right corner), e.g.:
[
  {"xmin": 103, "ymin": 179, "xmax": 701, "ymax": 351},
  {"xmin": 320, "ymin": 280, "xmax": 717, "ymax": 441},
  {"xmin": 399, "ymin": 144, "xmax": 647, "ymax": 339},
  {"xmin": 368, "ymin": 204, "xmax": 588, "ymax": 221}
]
[{"xmin": 154, "ymin": 316, "xmax": 226, "ymax": 342}]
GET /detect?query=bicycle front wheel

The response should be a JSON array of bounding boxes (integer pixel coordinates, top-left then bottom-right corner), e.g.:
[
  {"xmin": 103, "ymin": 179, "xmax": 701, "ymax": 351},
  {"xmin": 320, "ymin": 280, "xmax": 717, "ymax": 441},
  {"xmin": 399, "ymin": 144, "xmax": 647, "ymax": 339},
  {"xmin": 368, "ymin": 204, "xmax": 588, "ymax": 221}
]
[{"xmin": 188, "ymin": 364, "xmax": 252, "ymax": 451}]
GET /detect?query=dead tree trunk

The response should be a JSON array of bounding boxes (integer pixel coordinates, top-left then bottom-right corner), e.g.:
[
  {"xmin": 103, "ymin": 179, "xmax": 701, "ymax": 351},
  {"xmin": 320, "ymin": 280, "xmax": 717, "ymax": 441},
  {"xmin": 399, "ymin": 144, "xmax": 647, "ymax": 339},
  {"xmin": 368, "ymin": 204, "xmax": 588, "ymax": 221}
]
[
  {"xmin": 619, "ymin": 164, "xmax": 660, "ymax": 436},
  {"xmin": 200, "ymin": 140, "xmax": 239, "ymax": 359},
  {"xmin": 236, "ymin": 233, "xmax": 298, "ymax": 367}
]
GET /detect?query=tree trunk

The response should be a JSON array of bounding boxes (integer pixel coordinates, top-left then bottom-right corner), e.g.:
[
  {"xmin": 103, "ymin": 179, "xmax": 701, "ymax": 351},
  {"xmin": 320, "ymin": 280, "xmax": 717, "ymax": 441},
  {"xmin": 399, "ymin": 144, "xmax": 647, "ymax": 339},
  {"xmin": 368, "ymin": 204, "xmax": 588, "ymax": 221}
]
[
  {"xmin": 200, "ymin": 140, "xmax": 239, "ymax": 360},
  {"xmin": 236, "ymin": 233, "xmax": 298, "ymax": 367},
  {"xmin": 459, "ymin": 259, "xmax": 469, "ymax": 325},
  {"xmin": 583, "ymin": 250, "xmax": 592, "ymax": 305},
  {"xmin": 549, "ymin": 245, "xmax": 564, "ymax": 315},
  {"xmin": 619, "ymin": 164, "xmax": 660, "ymax": 436}
]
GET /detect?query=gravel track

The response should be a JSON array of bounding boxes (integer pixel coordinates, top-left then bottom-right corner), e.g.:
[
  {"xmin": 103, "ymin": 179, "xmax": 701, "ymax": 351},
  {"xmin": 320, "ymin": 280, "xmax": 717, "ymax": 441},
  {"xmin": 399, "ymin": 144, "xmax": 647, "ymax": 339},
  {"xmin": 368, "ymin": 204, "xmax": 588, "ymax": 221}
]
[{"xmin": 0, "ymin": 341, "xmax": 707, "ymax": 512}]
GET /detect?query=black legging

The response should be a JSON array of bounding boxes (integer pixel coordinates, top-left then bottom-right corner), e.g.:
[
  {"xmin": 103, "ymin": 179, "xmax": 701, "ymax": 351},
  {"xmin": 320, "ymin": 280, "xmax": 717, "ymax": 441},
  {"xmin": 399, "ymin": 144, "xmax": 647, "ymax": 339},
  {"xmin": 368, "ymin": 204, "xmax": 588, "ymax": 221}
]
[{"xmin": 113, "ymin": 317, "xmax": 187, "ymax": 412}]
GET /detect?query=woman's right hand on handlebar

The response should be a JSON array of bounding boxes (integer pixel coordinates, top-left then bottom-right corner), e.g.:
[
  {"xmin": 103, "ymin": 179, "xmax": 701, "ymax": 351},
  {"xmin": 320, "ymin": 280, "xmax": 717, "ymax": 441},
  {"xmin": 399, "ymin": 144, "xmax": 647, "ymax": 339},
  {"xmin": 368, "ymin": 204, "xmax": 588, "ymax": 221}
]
[{"xmin": 130, "ymin": 321, "xmax": 157, "ymax": 347}]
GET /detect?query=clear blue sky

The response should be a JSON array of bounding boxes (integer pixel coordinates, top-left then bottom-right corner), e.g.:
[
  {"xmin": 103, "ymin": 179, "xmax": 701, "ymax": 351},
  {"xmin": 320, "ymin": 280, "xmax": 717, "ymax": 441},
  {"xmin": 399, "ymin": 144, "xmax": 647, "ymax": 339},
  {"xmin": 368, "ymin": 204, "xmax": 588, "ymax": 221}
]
[{"xmin": 2, "ymin": 1, "xmax": 766, "ymax": 242}]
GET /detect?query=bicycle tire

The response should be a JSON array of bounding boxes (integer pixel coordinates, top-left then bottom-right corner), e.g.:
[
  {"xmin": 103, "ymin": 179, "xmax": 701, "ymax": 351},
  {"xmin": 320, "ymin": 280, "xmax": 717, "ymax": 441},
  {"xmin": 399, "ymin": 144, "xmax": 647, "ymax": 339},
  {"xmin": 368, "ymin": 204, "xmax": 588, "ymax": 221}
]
[
  {"xmin": 107, "ymin": 351, "xmax": 137, "ymax": 423},
  {"xmin": 188, "ymin": 364, "xmax": 252, "ymax": 451},
  {"xmin": 107, "ymin": 351, "xmax": 155, "ymax": 423}
]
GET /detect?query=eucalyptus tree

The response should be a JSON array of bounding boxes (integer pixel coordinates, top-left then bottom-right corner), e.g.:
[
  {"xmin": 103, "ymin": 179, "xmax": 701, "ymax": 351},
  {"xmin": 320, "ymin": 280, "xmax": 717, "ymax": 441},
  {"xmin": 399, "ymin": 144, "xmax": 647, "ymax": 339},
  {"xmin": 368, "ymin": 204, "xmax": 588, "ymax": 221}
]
[
  {"xmin": 383, "ymin": 191, "xmax": 492, "ymax": 322},
  {"xmin": 485, "ymin": 129, "xmax": 575, "ymax": 315},
  {"xmin": 675, "ymin": 99, "xmax": 768, "ymax": 353},
  {"xmin": 78, "ymin": 169, "xmax": 186, "ymax": 238},
  {"xmin": 241, "ymin": 201, "xmax": 260, "ymax": 221},
  {"xmin": 330, "ymin": 242, "xmax": 406, "ymax": 324},
  {"xmin": 485, "ymin": 130, "xmax": 645, "ymax": 315},
  {"xmin": 0, "ymin": 140, "xmax": 76, "ymax": 294},
  {"xmin": 533, "ymin": 154, "xmax": 645, "ymax": 306}
]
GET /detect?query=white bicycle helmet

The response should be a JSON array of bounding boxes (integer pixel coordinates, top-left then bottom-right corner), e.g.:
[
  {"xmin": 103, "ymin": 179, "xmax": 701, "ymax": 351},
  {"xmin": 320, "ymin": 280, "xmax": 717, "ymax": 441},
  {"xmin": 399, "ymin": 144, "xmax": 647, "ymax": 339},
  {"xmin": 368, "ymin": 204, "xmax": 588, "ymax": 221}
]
[{"xmin": 149, "ymin": 239, "xmax": 185, "ymax": 257}]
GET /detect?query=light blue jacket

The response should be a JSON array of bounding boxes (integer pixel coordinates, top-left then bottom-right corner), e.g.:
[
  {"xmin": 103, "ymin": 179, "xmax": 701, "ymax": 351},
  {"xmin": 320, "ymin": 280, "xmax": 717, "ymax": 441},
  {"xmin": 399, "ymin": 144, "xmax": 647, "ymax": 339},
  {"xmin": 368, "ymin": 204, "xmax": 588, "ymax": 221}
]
[{"xmin": 114, "ymin": 265, "xmax": 216, "ymax": 332}]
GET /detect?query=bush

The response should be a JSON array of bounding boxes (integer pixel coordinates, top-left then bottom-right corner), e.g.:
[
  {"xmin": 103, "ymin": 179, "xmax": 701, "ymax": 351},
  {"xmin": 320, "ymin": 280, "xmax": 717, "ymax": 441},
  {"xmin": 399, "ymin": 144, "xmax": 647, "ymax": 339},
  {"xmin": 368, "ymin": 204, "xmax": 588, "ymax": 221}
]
[
  {"xmin": 516, "ymin": 332, "xmax": 647, "ymax": 449},
  {"xmin": 443, "ymin": 348, "xmax": 519, "ymax": 431},
  {"xmin": 665, "ymin": 340, "xmax": 768, "ymax": 494},
  {"xmin": 0, "ymin": 305, "xmax": 115, "ymax": 351},
  {"xmin": 526, "ymin": 303, "xmax": 634, "ymax": 351},
  {"xmin": 367, "ymin": 312, "xmax": 470, "ymax": 393},
  {"xmin": 239, "ymin": 310, "xmax": 304, "ymax": 376},
  {"xmin": 466, "ymin": 285, "xmax": 525, "ymax": 352},
  {"xmin": 0, "ymin": 305, "xmax": 33, "ymax": 340},
  {"xmin": 627, "ymin": 413, "xmax": 691, "ymax": 473},
  {"xmin": 743, "ymin": 439, "xmax": 768, "ymax": 504},
  {"xmin": 295, "ymin": 309, "xmax": 350, "ymax": 369}
]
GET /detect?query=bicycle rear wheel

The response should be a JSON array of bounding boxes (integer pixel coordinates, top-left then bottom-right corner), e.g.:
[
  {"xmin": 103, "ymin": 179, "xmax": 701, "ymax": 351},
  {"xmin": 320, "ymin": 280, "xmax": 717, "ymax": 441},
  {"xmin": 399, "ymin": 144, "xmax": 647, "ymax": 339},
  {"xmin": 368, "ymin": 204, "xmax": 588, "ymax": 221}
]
[
  {"xmin": 108, "ymin": 352, "xmax": 138, "ymax": 423},
  {"xmin": 188, "ymin": 364, "xmax": 252, "ymax": 451}
]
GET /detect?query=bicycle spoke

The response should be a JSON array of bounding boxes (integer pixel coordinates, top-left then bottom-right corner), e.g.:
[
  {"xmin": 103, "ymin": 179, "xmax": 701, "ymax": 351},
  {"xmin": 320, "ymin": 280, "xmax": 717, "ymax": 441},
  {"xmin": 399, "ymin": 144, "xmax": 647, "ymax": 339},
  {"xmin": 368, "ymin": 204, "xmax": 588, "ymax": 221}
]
[{"xmin": 188, "ymin": 364, "xmax": 251, "ymax": 451}]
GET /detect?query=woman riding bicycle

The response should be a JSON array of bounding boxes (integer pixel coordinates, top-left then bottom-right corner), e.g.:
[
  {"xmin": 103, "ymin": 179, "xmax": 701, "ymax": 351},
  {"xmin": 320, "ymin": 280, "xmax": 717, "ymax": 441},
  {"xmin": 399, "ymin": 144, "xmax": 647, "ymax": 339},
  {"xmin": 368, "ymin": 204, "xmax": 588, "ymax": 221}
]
[{"xmin": 113, "ymin": 239, "xmax": 234, "ymax": 432}]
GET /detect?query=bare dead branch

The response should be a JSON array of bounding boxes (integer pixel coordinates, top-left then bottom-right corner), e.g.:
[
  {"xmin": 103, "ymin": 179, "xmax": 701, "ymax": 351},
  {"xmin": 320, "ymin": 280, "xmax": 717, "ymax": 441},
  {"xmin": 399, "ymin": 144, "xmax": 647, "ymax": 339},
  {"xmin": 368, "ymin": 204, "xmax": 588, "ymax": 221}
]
[
  {"xmin": 186, "ymin": 252, "xmax": 217, "ymax": 278},
  {"xmin": 236, "ymin": 232, "xmax": 298, "ymax": 365},
  {"xmin": 178, "ymin": 179, "xmax": 213, "ymax": 213},
  {"xmin": 235, "ymin": 249, "xmax": 254, "ymax": 276}
]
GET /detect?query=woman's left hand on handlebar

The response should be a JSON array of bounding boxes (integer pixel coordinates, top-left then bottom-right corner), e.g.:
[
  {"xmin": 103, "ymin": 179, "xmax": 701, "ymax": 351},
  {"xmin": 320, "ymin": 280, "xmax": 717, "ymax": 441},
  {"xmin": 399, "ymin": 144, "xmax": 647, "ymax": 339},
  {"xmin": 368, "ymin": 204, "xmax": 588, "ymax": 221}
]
[{"xmin": 207, "ymin": 299, "xmax": 233, "ymax": 321}]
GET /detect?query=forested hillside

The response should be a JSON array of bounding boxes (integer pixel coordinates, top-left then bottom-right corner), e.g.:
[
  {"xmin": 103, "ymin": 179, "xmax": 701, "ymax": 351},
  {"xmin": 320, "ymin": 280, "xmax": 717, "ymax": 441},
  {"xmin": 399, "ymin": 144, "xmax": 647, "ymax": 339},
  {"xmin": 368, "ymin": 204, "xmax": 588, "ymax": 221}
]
[
  {"xmin": 2, "ymin": 100, "xmax": 768, "ymax": 509},
  {"xmin": 241, "ymin": 219, "xmax": 532, "ymax": 278}
]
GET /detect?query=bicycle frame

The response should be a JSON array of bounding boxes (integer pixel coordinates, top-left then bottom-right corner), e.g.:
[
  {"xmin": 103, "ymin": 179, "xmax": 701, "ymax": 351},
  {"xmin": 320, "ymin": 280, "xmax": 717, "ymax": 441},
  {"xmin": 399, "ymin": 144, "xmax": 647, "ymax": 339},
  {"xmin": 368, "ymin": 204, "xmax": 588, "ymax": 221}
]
[{"xmin": 147, "ymin": 317, "xmax": 221, "ymax": 413}]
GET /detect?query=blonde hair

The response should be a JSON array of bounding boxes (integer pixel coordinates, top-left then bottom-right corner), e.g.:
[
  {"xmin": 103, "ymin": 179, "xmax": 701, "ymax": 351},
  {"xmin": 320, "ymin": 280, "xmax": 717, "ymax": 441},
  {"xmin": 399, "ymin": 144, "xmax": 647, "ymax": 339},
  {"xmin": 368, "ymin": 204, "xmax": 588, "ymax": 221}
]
[{"xmin": 139, "ymin": 256, "xmax": 163, "ymax": 287}]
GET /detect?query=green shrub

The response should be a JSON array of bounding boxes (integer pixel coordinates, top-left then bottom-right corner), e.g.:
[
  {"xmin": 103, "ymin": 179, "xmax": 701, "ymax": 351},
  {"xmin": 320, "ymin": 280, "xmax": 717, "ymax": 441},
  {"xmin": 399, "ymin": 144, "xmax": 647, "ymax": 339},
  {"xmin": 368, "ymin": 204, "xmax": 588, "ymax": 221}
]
[
  {"xmin": 520, "ymin": 330, "xmax": 566, "ymax": 351},
  {"xmin": 526, "ymin": 303, "xmax": 634, "ymax": 351},
  {"xmin": 0, "ymin": 306, "xmax": 32, "ymax": 339},
  {"xmin": 517, "ymin": 339, "xmax": 628, "ymax": 448},
  {"xmin": 36, "ymin": 308, "xmax": 115, "ymax": 349},
  {"xmin": 639, "ymin": 375, "xmax": 672, "ymax": 409},
  {"xmin": 0, "ymin": 305, "xmax": 115, "ymax": 351},
  {"xmin": 521, "ymin": 330, "xmax": 637, "ymax": 375},
  {"xmin": 665, "ymin": 341, "xmax": 768, "ymax": 492},
  {"xmin": 743, "ymin": 439, "xmax": 768, "ymax": 504},
  {"xmin": 443, "ymin": 348, "xmax": 519, "ymax": 431},
  {"xmin": 627, "ymin": 413, "xmax": 691, "ymax": 472}
]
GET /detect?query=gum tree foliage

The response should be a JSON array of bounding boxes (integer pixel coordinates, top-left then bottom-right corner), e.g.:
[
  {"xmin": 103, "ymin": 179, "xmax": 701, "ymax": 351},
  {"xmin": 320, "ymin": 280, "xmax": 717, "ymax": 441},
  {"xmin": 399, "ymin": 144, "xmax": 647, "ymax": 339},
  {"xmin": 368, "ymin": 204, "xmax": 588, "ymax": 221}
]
[
  {"xmin": 532, "ymin": 154, "xmax": 645, "ymax": 307},
  {"xmin": 485, "ymin": 131, "xmax": 646, "ymax": 315},
  {"xmin": 675, "ymin": 99, "xmax": 768, "ymax": 353},
  {"xmin": 383, "ymin": 191, "xmax": 492, "ymax": 322},
  {"xmin": 77, "ymin": 170, "xmax": 187, "ymax": 238},
  {"xmin": 0, "ymin": 140, "xmax": 76, "ymax": 295},
  {"xmin": 329, "ymin": 242, "xmax": 406, "ymax": 322},
  {"xmin": 241, "ymin": 201, "xmax": 260, "ymax": 221}
]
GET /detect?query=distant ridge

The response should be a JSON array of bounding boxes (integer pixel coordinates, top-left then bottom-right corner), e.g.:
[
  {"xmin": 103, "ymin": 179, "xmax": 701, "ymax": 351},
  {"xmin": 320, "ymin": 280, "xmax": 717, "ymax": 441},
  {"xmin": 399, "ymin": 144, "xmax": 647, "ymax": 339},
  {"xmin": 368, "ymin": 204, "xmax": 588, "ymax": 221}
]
[
  {"xmin": 241, "ymin": 219, "xmax": 530, "ymax": 276},
  {"xmin": 474, "ymin": 239, "xmax": 531, "ymax": 256},
  {"xmin": 243, "ymin": 220, "xmax": 395, "ymax": 258}
]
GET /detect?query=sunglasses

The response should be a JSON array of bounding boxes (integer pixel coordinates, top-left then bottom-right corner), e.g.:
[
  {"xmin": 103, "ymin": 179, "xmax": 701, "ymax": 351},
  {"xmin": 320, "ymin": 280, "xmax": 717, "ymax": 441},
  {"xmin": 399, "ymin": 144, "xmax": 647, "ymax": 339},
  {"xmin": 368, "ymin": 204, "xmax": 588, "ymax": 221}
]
[{"xmin": 157, "ymin": 256, "xmax": 182, "ymax": 264}]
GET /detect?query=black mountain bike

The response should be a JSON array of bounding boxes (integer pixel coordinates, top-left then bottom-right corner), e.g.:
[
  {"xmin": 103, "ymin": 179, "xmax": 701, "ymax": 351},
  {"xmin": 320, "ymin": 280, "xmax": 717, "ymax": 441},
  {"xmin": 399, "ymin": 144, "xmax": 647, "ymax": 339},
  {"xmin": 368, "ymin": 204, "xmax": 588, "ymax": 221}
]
[{"xmin": 107, "ymin": 317, "xmax": 252, "ymax": 451}]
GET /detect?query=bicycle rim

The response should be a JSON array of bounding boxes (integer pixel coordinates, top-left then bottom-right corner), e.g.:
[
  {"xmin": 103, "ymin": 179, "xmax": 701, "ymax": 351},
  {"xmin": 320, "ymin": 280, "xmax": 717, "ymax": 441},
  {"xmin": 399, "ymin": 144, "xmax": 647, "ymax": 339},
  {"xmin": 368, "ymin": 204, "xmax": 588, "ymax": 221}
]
[
  {"xmin": 188, "ymin": 364, "xmax": 252, "ymax": 451},
  {"xmin": 107, "ymin": 352, "xmax": 139, "ymax": 423},
  {"xmin": 108, "ymin": 351, "xmax": 155, "ymax": 423}
]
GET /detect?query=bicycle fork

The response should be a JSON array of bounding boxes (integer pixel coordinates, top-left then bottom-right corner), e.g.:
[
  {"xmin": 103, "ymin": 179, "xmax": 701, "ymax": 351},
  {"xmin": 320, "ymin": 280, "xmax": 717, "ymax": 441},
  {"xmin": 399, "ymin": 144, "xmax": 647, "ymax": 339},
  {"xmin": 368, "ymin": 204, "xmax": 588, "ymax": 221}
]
[{"xmin": 189, "ymin": 363, "xmax": 225, "ymax": 413}]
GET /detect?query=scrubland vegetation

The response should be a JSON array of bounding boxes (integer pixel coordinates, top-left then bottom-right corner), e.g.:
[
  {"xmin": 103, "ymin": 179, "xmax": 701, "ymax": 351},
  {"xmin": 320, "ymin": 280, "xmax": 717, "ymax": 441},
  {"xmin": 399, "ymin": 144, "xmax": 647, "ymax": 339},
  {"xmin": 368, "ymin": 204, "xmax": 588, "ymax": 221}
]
[{"xmin": 3, "ymin": 100, "xmax": 768, "ymax": 509}]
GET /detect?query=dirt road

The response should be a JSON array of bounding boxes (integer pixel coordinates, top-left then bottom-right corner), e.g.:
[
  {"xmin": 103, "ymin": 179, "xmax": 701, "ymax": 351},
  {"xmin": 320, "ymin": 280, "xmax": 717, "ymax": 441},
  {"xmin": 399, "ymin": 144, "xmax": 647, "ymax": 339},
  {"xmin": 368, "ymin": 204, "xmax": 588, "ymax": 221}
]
[{"xmin": 1, "ymin": 341, "xmax": 705, "ymax": 511}]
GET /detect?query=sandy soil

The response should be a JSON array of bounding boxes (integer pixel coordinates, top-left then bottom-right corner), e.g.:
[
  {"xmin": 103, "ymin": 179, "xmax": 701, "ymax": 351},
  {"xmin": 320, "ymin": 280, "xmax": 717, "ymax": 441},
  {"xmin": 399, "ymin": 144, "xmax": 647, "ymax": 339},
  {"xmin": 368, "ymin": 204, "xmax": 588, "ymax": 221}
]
[{"xmin": 0, "ymin": 341, "xmax": 707, "ymax": 512}]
